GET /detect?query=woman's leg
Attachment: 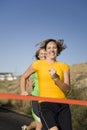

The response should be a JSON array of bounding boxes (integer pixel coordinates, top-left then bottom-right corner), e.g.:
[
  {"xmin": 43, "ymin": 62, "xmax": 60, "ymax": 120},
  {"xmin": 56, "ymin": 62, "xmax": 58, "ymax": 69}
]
[
  {"xmin": 39, "ymin": 102, "xmax": 59, "ymax": 130},
  {"xmin": 28, "ymin": 101, "xmax": 42, "ymax": 130},
  {"xmin": 49, "ymin": 126, "xmax": 59, "ymax": 130},
  {"xmin": 36, "ymin": 122, "xmax": 42, "ymax": 130},
  {"xmin": 27, "ymin": 121, "xmax": 42, "ymax": 130},
  {"xmin": 27, "ymin": 121, "xmax": 37, "ymax": 130},
  {"xmin": 56, "ymin": 104, "xmax": 72, "ymax": 130}
]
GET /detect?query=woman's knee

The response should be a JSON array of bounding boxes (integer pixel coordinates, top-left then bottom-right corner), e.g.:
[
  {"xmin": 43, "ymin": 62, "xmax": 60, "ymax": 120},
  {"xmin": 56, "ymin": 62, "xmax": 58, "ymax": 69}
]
[{"xmin": 49, "ymin": 126, "xmax": 59, "ymax": 130}]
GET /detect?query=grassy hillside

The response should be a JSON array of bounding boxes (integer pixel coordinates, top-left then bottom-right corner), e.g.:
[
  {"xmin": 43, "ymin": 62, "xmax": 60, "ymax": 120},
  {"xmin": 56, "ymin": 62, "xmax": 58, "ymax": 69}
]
[
  {"xmin": 0, "ymin": 62, "xmax": 87, "ymax": 130},
  {"xmin": 0, "ymin": 77, "xmax": 31, "ymax": 115},
  {"xmin": 69, "ymin": 62, "xmax": 87, "ymax": 130}
]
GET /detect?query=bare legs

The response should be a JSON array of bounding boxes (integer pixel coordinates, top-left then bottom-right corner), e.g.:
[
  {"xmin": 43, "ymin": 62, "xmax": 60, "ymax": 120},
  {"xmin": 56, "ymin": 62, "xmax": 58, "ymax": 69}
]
[
  {"xmin": 49, "ymin": 126, "xmax": 59, "ymax": 130},
  {"xmin": 27, "ymin": 121, "xmax": 42, "ymax": 130}
]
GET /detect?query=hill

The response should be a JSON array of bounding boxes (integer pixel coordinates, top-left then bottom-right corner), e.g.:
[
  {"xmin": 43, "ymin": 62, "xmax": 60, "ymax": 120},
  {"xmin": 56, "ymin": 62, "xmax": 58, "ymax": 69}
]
[
  {"xmin": 69, "ymin": 62, "xmax": 87, "ymax": 100},
  {"xmin": 70, "ymin": 62, "xmax": 87, "ymax": 87},
  {"xmin": 69, "ymin": 62, "xmax": 87, "ymax": 130}
]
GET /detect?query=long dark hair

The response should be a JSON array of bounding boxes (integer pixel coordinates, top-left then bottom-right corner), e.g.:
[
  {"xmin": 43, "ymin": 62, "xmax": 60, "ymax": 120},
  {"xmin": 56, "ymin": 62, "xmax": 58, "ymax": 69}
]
[{"xmin": 36, "ymin": 39, "xmax": 67, "ymax": 55}]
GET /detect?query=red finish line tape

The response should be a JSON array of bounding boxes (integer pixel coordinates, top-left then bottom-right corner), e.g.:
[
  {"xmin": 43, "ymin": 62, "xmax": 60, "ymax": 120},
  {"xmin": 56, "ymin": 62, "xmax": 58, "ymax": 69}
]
[{"xmin": 0, "ymin": 93, "xmax": 87, "ymax": 106}]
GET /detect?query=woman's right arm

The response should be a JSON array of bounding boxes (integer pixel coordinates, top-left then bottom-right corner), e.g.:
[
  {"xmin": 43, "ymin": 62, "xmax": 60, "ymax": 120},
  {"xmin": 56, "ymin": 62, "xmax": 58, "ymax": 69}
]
[{"xmin": 20, "ymin": 64, "xmax": 35, "ymax": 95}]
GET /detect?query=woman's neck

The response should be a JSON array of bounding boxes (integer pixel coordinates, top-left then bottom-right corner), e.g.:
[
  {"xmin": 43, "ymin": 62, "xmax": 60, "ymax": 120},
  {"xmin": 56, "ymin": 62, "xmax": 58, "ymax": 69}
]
[{"xmin": 46, "ymin": 57, "xmax": 56, "ymax": 64}]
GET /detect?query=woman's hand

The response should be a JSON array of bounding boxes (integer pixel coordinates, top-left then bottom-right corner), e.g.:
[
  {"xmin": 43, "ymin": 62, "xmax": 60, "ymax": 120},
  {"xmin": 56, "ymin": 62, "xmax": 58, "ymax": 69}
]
[
  {"xmin": 49, "ymin": 69, "xmax": 59, "ymax": 80},
  {"xmin": 21, "ymin": 91, "xmax": 29, "ymax": 96}
]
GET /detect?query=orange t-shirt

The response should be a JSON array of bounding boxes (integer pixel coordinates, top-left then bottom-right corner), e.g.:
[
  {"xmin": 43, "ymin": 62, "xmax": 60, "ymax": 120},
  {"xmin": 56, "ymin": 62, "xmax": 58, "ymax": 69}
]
[{"xmin": 32, "ymin": 60, "xmax": 69, "ymax": 99}]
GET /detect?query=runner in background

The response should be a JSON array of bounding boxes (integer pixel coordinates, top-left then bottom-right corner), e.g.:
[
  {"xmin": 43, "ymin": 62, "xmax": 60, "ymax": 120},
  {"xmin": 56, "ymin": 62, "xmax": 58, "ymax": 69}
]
[{"xmin": 21, "ymin": 47, "xmax": 46, "ymax": 130}]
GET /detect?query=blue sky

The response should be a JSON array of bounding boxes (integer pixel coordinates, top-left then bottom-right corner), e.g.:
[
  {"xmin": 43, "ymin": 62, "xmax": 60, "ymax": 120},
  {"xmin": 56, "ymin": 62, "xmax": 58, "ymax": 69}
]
[{"xmin": 0, "ymin": 0, "xmax": 87, "ymax": 75}]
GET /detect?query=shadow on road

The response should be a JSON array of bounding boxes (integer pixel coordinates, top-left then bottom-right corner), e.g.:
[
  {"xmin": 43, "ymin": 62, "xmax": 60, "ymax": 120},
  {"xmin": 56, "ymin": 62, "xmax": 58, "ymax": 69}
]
[{"xmin": 0, "ymin": 106, "xmax": 33, "ymax": 130}]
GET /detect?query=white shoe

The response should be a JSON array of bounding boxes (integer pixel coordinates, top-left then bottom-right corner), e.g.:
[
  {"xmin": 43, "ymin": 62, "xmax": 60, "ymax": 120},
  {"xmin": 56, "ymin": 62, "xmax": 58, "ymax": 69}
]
[{"xmin": 21, "ymin": 125, "xmax": 27, "ymax": 130}]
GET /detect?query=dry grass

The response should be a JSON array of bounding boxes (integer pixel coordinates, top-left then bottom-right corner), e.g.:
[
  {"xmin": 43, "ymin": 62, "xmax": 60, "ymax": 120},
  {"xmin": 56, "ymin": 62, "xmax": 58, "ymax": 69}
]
[{"xmin": 0, "ymin": 77, "xmax": 31, "ymax": 115}]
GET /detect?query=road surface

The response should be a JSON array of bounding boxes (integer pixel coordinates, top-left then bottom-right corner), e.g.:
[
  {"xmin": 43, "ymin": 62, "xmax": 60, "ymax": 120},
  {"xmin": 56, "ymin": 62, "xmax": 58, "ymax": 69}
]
[{"xmin": 0, "ymin": 106, "xmax": 33, "ymax": 130}]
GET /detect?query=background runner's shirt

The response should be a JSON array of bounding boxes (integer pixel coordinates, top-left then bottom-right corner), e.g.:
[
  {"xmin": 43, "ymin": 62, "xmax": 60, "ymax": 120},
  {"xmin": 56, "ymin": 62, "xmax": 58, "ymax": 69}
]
[
  {"xmin": 31, "ymin": 73, "xmax": 40, "ymax": 96},
  {"xmin": 32, "ymin": 60, "xmax": 70, "ymax": 99},
  {"xmin": 29, "ymin": 73, "xmax": 40, "ymax": 122}
]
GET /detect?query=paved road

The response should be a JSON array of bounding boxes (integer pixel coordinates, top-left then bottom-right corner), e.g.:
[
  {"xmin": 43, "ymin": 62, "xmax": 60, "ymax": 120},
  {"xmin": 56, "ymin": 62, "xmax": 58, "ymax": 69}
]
[{"xmin": 0, "ymin": 106, "xmax": 33, "ymax": 130}]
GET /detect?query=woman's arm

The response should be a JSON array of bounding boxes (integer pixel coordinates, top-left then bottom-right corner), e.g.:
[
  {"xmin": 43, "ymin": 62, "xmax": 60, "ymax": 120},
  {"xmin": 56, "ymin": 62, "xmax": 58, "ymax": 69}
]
[
  {"xmin": 26, "ymin": 75, "xmax": 34, "ymax": 94},
  {"xmin": 49, "ymin": 69, "xmax": 71, "ymax": 95},
  {"xmin": 20, "ymin": 65, "xmax": 35, "ymax": 95}
]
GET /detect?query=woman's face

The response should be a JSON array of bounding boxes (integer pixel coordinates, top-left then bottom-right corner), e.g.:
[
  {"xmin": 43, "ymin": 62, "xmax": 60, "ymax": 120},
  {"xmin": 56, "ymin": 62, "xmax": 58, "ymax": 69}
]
[
  {"xmin": 38, "ymin": 49, "xmax": 46, "ymax": 60},
  {"xmin": 46, "ymin": 41, "xmax": 58, "ymax": 59}
]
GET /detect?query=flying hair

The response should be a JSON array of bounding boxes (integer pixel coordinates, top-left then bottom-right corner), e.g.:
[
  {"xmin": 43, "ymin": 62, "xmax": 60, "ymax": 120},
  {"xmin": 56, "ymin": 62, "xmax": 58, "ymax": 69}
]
[{"xmin": 35, "ymin": 39, "xmax": 67, "ymax": 55}]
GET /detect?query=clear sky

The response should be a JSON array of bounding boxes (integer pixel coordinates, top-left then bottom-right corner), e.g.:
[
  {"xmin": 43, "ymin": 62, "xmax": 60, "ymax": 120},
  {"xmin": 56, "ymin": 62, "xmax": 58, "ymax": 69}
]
[{"xmin": 0, "ymin": 0, "xmax": 87, "ymax": 75}]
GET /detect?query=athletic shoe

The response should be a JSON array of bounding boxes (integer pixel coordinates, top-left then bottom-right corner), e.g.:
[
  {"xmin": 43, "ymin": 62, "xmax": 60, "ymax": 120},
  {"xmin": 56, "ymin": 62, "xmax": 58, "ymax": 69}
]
[{"xmin": 21, "ymin": 125, "xmax": 27, "ymax": 130}]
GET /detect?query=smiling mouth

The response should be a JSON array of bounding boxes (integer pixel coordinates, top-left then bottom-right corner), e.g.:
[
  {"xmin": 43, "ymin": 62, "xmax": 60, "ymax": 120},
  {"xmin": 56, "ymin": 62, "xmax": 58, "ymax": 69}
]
[{"xmin": 50, "ymin": 52, "xmax": 55, "ymax": 56}]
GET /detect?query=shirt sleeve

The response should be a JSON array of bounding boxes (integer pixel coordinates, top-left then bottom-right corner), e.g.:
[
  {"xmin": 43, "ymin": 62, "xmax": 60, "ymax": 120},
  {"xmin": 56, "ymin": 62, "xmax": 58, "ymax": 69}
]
[
  {"xmin": 61, "ymin": 63, "xmax": 70, "ymax": 72},
  {"xmin": 64, "ymin": 63, "xmax": 70, "ymax": 71},
  {"xmin": 32, "ymin": 60, "xmax": 40, "ymax": 71}
]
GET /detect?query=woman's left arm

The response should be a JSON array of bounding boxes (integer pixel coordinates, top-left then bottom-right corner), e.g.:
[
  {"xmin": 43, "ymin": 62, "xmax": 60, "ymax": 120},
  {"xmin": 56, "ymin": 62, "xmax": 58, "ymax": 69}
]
[
  {"xmin": 50, "ymin": 69, "xmax": 71, "ymax": 94},
  {"xmin": 54, "ymin": 70, "xmax": 70, "ymax": 94},
  {"xmin": 20, "ymin": 65, "xmax": 35, "ymax": 95}
]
